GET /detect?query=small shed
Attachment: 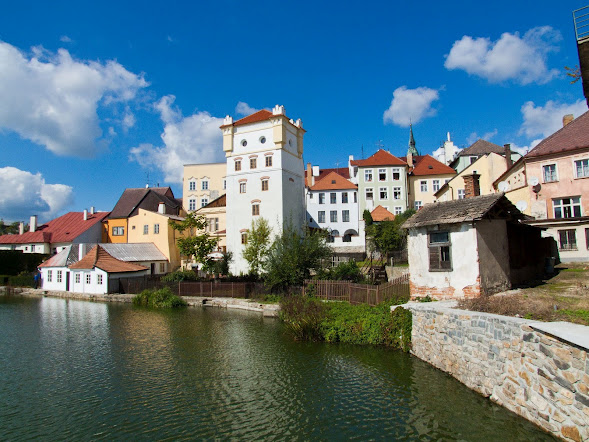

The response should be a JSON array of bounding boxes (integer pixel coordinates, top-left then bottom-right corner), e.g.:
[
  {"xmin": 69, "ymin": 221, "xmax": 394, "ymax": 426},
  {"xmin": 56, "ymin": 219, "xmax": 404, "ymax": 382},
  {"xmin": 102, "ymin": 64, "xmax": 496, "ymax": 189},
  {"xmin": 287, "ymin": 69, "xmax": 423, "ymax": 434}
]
[{"xmin": 402, "ymin": 193, "xmax": 551, "ymax": 299}]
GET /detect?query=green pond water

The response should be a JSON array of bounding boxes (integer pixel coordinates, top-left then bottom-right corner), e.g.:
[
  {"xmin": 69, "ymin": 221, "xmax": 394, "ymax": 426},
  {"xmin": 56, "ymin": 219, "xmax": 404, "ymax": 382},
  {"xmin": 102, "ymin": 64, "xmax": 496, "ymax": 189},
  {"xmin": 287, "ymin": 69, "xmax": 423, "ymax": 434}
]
[{"xmin": 0, "ymin": 295, "xmax": 554, "ymax": 440}]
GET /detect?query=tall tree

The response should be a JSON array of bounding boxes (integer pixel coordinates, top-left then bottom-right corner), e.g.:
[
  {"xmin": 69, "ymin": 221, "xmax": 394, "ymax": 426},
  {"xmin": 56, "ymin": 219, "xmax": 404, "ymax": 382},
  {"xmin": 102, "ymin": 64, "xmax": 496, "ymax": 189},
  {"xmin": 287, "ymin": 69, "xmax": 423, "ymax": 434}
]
[
  {"xmin": 365, "ymin": 209, "xmax": 415, "ymax": 258},
  {"xmin": 242, "ymin": 218, "xmax": 272, "ymax": 277},
  {"xmin": 169, "ymin": 213, "xmax": 219, "ymax": 273}
]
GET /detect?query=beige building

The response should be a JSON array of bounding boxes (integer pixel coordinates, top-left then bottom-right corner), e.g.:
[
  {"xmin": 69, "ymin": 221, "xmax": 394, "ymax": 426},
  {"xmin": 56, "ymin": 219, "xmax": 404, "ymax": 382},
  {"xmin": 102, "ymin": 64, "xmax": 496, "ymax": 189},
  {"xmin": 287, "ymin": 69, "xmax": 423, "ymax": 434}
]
[
  {"xmin": 195, "ymin": 194, "xmax": 227, "ymax": 252},
  {"xmin": 435, "ymin": 152, "xmax": 512, "ymax": 202},
  {"xmin": 183, "ymin": 162, "xmax": 226, "ymax": 212},
  {"xmin": 405, "ymin": 154, "xmax": 456, "ymax": 209},
  {"xmin": 127, "ymin": 207, "xmax": 186, "ymax": 270}
]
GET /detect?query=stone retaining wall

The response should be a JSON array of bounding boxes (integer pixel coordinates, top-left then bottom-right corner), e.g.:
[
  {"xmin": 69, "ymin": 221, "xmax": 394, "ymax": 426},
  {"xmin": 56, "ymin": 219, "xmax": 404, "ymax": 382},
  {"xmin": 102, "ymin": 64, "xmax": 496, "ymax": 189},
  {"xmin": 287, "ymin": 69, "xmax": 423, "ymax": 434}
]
[{"xmin": 405, "ymin": 302, "xmax": 588, "ymax": 442}]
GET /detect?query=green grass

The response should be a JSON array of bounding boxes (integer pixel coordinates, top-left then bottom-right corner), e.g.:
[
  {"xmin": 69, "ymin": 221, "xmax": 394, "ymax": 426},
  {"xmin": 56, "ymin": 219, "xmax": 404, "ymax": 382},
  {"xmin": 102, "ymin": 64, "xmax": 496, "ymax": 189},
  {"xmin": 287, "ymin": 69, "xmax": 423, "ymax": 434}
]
[
  {"xmin": 133, "ymin": 287, "xmax": 187, "ymax": 308},
  {"xmin": 561, "ymin": 268, "xmax": 587, "ymax": 273},
  {"xmin": 558, "ymin": 309, "xmax": 589, "ymax": 325}
]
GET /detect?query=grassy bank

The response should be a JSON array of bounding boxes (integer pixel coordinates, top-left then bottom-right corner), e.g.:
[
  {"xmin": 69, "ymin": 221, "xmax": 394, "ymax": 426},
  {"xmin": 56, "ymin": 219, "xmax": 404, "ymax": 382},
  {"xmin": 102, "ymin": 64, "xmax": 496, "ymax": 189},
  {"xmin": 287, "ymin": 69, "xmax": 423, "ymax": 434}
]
[
  {"xmin": 280, "ymin": 296, "xmax": 412, "ymax": 351},
  {"xmin": 133, "ymin": 287, "xmax": 187, "ymax": 308}
]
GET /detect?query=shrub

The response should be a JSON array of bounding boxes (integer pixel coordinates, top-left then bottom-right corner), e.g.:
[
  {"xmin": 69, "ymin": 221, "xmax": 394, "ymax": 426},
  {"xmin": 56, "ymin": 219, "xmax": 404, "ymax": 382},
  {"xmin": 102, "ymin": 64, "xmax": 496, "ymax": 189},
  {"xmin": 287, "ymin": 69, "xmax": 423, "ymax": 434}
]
[
  {"xmin": 161, "ymin": 270, "xmax": 200, "ymax": 282},
  {"xmin": 279, "ymin": 295, "xmax": 327, "ymax": 341},
  {"xmin": 315, "ymin": 261, "xmax": 366, "ymax": 283},
  {"xmin": 8, "ymin": 274, "xmax": 35, "ymax": 287},
  {"xmin": 133, "ymin": 286, "xmax": 187, "ymax": 308}
]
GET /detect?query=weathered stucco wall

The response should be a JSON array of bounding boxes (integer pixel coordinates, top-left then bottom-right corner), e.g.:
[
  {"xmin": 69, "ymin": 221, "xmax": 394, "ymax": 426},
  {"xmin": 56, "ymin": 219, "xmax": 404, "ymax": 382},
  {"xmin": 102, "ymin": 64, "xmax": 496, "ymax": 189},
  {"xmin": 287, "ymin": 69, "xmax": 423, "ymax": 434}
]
[
  {"xmin": 475, "ymin": 219, "xmax": 510, "ymax": 295},
  {"xmin": 407, "ymin": 302, "xmax": 588, "ymax": 441}
]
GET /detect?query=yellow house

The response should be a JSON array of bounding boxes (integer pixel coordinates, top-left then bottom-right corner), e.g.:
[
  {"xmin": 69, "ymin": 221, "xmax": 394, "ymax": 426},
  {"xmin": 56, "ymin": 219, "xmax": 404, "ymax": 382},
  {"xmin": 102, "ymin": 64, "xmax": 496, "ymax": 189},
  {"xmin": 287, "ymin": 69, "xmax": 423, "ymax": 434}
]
[
  {"xmin": 404, "ymin": 154, "xmax": 456, "ymax": 209},
  {"xmin": 183, "ymin": 162, "xmax": 227, "ymax": 212},
  {"xmin": 195, "ymin": 194, "xmax": 227, "ymax": 251},
  {"xmin": 435, "ymin": 152, "xmax": 511, "ymax": 202},
  {"xmin": 127, "ymin": 208, "xmax": 186, "ymax": 270}
]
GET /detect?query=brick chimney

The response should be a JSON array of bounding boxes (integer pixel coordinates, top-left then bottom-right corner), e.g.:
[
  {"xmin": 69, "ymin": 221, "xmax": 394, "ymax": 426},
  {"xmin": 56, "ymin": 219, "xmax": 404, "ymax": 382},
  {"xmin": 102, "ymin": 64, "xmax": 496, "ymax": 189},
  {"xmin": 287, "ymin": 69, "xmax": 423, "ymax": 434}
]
[
  {"xmin": 504, "ymin": 144, "xmax": 513, "ymax": 168},
  {"xmin": 563, "ymin": 114, "xmax": 574, "ymax": 127},
  {"xmin": 463, "ymin": 173, "xmax": 481, "ymax": 198},
  {"xmin": 407, "ymin": 151, "xmax": 413, "ymax": 168}
]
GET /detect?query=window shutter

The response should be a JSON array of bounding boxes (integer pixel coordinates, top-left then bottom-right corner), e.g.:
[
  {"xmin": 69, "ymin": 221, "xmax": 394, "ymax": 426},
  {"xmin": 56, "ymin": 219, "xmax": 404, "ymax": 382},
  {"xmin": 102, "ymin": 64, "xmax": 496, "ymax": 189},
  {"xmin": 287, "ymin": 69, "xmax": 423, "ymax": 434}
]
[{"xmin": 429, "ymin": 247, "xmax": 439, "ymax": 270}]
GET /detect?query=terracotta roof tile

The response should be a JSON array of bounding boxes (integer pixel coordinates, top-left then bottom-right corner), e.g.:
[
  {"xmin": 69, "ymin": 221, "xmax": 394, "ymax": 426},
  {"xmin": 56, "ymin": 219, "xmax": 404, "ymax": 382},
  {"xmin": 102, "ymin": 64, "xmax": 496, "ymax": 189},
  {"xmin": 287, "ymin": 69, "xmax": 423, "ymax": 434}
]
[
  {"xmin": 232, "ymin": 109, "xmax": 273, "ymax": 126},
  {"xmin": 0, "ymin": 212, "xmax": 109, "ymax": 245},
  {"xmin": 350, "ymin": 149, "xmax": 407, "ymax": 167},
  {"xmin": 525, "ymin": 110, "xmax": 589, "ymax": 158},
  {"xmin": 310, "ymin": 171, "xmax": 357, "ymax": 191},
  {"xmin": 403, "ymin": 154, "xmax": 456, "ymax": 176},
  {"xmin": 371, "ymin": 205, "xmax": 395, "ymax": 222},
  {"xmin": 69, "ymin": 245, "xmax": 147, "ymax": 273}
]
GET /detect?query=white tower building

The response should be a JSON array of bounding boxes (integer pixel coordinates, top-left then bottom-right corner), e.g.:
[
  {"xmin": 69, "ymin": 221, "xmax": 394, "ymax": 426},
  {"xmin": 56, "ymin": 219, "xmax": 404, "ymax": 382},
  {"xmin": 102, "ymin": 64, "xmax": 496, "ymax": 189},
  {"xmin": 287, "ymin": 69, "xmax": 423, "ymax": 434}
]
[{"xmin": 221, "ymin": 105, "xmax": 306, "ymax": 274}]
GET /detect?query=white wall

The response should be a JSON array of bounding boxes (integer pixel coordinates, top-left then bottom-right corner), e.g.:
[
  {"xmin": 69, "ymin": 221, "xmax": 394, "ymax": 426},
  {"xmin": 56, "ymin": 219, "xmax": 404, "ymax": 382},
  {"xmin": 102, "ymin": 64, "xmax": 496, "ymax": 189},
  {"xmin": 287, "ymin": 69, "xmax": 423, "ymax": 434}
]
[{"xmin": 40, "ymin": 267, "xmax": 69, "ymax": 291}]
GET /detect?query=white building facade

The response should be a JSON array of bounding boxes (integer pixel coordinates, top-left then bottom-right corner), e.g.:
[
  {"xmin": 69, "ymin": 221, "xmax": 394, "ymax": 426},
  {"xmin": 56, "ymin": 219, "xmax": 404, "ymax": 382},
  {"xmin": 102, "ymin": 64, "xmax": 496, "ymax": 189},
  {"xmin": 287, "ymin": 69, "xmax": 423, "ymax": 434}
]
[{"xmin": 222, "ymin": 105, "xmax": 306, "ymax": 274}]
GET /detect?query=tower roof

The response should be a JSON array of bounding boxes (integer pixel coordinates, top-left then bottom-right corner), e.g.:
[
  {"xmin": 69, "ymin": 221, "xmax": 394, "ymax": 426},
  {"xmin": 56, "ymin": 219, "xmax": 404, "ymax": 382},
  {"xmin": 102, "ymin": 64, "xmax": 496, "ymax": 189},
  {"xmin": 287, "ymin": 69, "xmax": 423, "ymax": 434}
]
[{"xmin": 407, "ymin": 124, "xmax": 418, "ymax": 156}]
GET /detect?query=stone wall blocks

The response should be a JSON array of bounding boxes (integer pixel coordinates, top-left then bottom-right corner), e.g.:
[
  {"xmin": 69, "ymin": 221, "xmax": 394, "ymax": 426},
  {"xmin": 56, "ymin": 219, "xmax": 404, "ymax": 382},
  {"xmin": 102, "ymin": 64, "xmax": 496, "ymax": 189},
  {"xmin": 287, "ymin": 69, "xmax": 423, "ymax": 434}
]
[
  {"xmin": 555, "ymin": 376, "xmax": 576, "ymax": 393},
  {"xmin": 540, "ymin": 344, "xmax": 554, "ymax": 358},
  {"xmin": 576, "ymin": 392, "xmax": 589, "ymax": 408},
  {"xmin": 561, "ymin": 425, "xmax": 582, "ymax": 442},
  {"xmin": 561, "ymin": 371, "xmax": 577, "ymax": 385}
]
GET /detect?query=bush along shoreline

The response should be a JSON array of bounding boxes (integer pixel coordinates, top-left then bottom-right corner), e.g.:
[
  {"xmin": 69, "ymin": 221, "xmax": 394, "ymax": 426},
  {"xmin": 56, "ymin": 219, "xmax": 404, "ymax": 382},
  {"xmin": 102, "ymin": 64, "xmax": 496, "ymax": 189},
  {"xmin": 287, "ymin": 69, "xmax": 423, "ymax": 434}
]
[
  {"xmin": 132, "ymin": 287, "xmax": 187, "ymax": 308},
  {"xmin": 279, "ymin": 296, "xmax": 412, "ymax": 352}
]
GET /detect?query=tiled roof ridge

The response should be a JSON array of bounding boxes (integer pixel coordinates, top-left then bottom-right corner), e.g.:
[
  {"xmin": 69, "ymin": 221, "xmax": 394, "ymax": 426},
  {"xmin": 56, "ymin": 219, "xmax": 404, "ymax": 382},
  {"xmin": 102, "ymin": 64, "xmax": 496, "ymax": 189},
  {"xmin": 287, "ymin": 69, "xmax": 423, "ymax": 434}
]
[
  {"xmin": 310, "ymin": 171, "xmax": 357, "ymax": 190},
  {"xmin": 526, "ymin": 109, "xmax": 589, "ymax": 158}
]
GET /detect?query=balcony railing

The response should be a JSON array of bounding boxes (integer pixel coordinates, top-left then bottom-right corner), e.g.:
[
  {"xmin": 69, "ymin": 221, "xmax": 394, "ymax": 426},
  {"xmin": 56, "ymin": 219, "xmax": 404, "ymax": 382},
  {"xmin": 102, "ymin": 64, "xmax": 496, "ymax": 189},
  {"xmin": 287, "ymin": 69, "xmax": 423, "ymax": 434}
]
[{"xmin": 574, "ymin": 6, "xmax": 589, "ymax": 41}]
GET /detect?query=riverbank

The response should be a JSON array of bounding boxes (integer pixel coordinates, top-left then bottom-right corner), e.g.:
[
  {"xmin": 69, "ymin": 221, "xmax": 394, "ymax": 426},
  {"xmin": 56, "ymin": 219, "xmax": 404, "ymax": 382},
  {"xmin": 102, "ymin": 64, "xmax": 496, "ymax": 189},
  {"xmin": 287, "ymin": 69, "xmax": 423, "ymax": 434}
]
[
  {"xmin": 398, "ymin": 300, "xmax": 588, "ymax": 442},
  {"xmin": 0, "ymin": 287, "xmax": 280, "ymax": 317}
]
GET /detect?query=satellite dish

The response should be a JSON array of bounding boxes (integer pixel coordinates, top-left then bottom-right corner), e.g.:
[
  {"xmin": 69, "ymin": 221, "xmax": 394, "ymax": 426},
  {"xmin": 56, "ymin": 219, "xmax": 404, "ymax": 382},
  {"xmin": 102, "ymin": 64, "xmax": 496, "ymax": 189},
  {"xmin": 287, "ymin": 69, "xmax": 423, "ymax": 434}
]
[
  {"xmin": 529, "ymin": 176, "xmax": 539, "ymax": 186},
  {"xmin": 498, "ymin": 181, "xmax": 510, "ymax": 192},
  {"xmin": 516, "ymin": 200, "xmax": 528, "ymax": 212}
]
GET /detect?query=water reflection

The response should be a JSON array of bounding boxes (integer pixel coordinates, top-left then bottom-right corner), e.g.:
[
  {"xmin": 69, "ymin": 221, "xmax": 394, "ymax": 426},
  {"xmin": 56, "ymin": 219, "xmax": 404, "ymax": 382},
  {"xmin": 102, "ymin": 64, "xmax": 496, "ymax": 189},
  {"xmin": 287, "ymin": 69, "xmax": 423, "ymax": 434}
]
[{"xmin": 0, "ymin": 296, "xmax": 555, "ymax": 440}]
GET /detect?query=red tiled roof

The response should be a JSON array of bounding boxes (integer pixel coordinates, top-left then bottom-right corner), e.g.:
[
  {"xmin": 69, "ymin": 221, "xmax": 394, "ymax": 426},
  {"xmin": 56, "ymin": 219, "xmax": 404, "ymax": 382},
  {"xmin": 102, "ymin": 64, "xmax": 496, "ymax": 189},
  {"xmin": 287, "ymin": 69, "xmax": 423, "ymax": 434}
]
[
  {"xmin": 0, "ymin": 212, "xmax": 109, "ymax": 245},
  {"xmin": 405, "ymin": 154, "xmax": 456, "ymax": 176},
  {"xmin": 371, "ymin": 205, "xmax": 395, "ymax": 222},
  {"xmin": 525, "ymin": 110, "xmax": 589, "ymax": 159},
  {"xmin": 317, "ymin": 167, "xmax": 350, "ymax": 180},
  {"xmin": 310, "ymin": 171, "xmax": 357, "ymax": 191},
  {"xmin": 232, "ymin": 109, "xmax": 273, "ymax": 127},
  {"xmin": 350, "ymin": 149, "xmax": 407, "ymax": 167},
  {"xmin": 69, "ymin": 245, "xmax": 147, "ymax": 273}
]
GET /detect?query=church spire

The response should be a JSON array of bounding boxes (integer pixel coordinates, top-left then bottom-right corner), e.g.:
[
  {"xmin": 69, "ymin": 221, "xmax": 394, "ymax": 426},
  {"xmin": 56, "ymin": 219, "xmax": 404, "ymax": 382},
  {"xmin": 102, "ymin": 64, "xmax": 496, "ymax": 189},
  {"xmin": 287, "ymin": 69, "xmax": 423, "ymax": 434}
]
[{"xmin": 407, "ymin": 123, "xmax": 418, "ymax": 156}]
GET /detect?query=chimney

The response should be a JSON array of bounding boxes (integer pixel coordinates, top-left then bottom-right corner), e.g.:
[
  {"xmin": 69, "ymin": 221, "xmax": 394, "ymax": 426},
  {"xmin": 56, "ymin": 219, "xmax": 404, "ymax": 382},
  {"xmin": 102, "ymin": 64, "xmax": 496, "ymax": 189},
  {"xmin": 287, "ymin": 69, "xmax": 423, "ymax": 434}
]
[
  {"xmin": 306, "ymin": 163, "xmax": 313, "ymax": 187},
  {"xmin": 407, "ymin": 151, "xmax": 413, "ymax": 168},
  {"xmin": 463, "ymin": 174, "xmax": 481, "ymax": 198},
  {"xmin": 158, "ymin": 202, "xmax": 165, "ymax": 214},
  {"xmin": 83, "ymin": 209, "xmax": 88, "ymax": 221},
  {"xmin": 90, "ymin": 206, "xmax": 95, "ymax": 215},
  {"xmin": 29, "ymin": 215, "xmax": 37, "ymax": 232},
  {"xmin": 19, "ymin": 222, "xmax": 24, "ymax": 235},
  {"xmin": 79, "ymin": 243, "xmax": 85, "ymax": 259},
  {"xmin": 504, "ymin": 144, "xmax": 513, "ymax": 168},
  {"xmin": 563, "ymin": 114, "xmax": 574, "ymax": 127}
]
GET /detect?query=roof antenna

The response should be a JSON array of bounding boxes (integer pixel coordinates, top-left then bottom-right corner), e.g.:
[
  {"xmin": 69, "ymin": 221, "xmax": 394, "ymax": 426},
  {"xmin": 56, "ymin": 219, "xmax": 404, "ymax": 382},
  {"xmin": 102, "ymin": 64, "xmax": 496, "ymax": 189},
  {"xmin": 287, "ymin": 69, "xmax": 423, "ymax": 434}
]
[
  {"xmin": 145, "ymin": 172, "xmax": 150, "ymax": 189},
  {"xmin": 361, "ymin": 144, "xmax": 364, "ymax": 159}
]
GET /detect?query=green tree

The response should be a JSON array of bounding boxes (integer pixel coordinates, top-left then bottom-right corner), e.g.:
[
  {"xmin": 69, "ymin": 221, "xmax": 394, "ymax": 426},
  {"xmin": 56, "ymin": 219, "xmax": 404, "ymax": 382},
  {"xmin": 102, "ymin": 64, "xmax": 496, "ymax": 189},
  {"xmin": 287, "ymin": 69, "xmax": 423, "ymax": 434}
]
[
  {"xmin": 169, "ymin": 212, "xmax": 219, "ymax": 273},
  {"xmin": 242, "ymin": 218, "xmax": 272, "ymax": 277},
  {"xmin": 0, "ymin": 220, "xmax": 22, "ymax": 235},
  {"xmin": 264, "ymin": 224, "xmax": 332, "ymax": 291},
  {"xmin": 365, "ymin": 209, "xmax": 415, "ymax": 258}
]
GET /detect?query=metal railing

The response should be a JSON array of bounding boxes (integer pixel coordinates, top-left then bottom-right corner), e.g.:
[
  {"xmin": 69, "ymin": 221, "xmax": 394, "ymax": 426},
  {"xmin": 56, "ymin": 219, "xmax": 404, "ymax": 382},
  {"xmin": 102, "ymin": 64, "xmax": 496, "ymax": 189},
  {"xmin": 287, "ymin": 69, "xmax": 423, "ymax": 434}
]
[{"xmin": 574, "ymin": 6, "xmax": 589, "ymax": 41}]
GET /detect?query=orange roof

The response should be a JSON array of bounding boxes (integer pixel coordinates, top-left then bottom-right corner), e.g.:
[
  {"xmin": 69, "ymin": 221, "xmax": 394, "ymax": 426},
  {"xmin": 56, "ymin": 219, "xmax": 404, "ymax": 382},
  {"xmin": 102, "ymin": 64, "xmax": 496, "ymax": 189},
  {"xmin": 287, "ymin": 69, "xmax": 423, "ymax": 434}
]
[
  {"xmin": 526, "ymin": 109, "xmax": 589, "ymax": 158},
  {"xmin": 0, "ymin": 211, "xmax": 109, "ymax": 245},
  {"xmin": 310, "ymin": 171, "xmax": 357, "ymax": 191},
  {"xmin": 350, "ymin": 149, "xmax": 407, "ymax": 167},
  {"xmin": 371, "ymin": 205, "xmax": 395, "ymax": 222},
  {"xmin": 69, "ymin": 245, "xmax": 147, "ymax": 273},
  {"xmin": 232, "ymin": 109, "xmax": 273, "ymax": 127},
  {"xmin": 406, "ymin": 154, "xmax": 456, "ymax": 176}
]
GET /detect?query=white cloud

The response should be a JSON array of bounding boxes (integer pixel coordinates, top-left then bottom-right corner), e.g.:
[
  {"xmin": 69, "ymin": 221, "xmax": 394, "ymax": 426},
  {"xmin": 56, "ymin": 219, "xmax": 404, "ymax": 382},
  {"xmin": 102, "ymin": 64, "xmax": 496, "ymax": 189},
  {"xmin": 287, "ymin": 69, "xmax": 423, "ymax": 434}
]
[
  {"xmin": 0, "ymin": 41, "xmax": 148, "ymax": 158},
  {"xmin": 445, "ymin": 26, "xmax": 561, "ymax": 85},
  {"xmin": 130, "ymin": 95, "xmax": 224, "ymax": 183},
  {"xmin": 383, "ymin": 86, "xmax": 439, "ymax": 126},
  {"xmin": 60, "ymin": 36, "xmax": 73, "ymax": 43},
  {"xmin": 0, "ymin": 167, "xmax": 74, "ymax": 222},
  {"xmin": 235, "ymin": 102, "xmax": 260, "ymax": 116},
  {"xmin": 466, "ymin": 128, "xmax": 498, "ymax": 145},
  {"xmin": 519, "ymin": 99, "xmax": 588, "ymax": 138},
  {"xmin": 122, "ymin": 107, "xmax": 136, "ymax": 131}
]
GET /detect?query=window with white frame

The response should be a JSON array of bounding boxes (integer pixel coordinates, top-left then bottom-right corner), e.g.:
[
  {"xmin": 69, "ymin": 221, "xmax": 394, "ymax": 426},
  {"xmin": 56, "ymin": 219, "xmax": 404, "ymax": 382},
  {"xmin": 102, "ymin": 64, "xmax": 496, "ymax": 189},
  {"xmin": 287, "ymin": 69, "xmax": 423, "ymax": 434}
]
[
  {"xmin": 201, "ymin": 198, "xmax": 208, "ymax": 207},
  {"xmin": 252, "ymin": 203, "xmax": 260, "ymax": 216},
  {"xmin": 558, "ymin": 229, "xmax": 577, "ymax": 251},
  {"xmin": 112, "ymin": 226, "xmax": 124, "ymax": 236},
  {"xmin": 265, "ymin": 156, "xmax": 272, "ymax": 167},
  {"xmin": 86, "ymin": 274, "xmax": 91, "ymax": 284},
  {"xmin": 159, "ymin": 263, "xmax": 166, "ymax": 273},
  {"xmin": 235, "ymin": 160, "xmax": 241, "ymax": 171},
  {"xmin": 354, "ymin": 192, "xmax": 357, "ymax": 203},
  {"xmin": 432, "ymin": 180, "xmax": 440, "ymax": 192},
  {"xmin": 241, "ymin": 233, "xmax": 248, "ymax": 244},
  {"xmin": 239, "ymin": 182, "xmax": 246, "ymax": 193},
  {"xmin": 209, "ymin": 218, "xmax": 219, "ymax": 232},
  {"xmin": 428, "ymin": 231, "xmax": 451, "ymax": 271},
  {"xmin": 330, "ymin": 211, "xmax": 338, "ymax": 222},
  {"xmin": 250, "ymin": 158, "xmax": 257, "ymax": 169},
  {"xmin": 394, "ymin": 206, "xmax": 402, "ymax": 215},
  {"xmin": 378, "ymin": 169, "xmax": 387, "ymax": 181},
  {"xmin": 575, "ymin": 159, "xmax": 589, "ymax": 178},
  {"xmin": 75, "ymin": 273, "xmax": 80, "ymax": 284},
  {"xmin": 143, "ymin": 225, "xmax": 148, "ymax": 234},
  {"xmin": 318, "ymin": 193, "xmax": 325, "ymax": 204},
  {"xmin": 364, "ymin": 170, "xmax": 373, "ymax": 182},
  {"xmin": 189, "ymin": 181, "xmax": 196, "ymax": 191},
  {"xmin": 154, "ymin": 224, "xmax": 160, "ymax": 234},
  {"xmin": 414, "ymin": 201, "xmax": 422, "ymax": 210},
  {"xmin": 542, "ymin": 164, "xmax": 558, "ymax": 183},
  {"xmin": 420, "ymin": 180, "xmax": 428, "ymax": 192},
  {"xmin": 457, "ymin": 189, "xmax": 465, "ymax": 199},
  {"xmin": 317, "ymin": 211, "xmax": 326, "ymax": 223},
  {"xmin": 392, "ymin": 169, "xmax": 401, "ymax": 180},
  {"xmin": 342, "ymin": 210, "xmax": 350, "ymax": 222},
  {"xmin": 261, "ymin": 179, "xmax": 269, "ymax": 191},
  {"xmin": 379, "ymin": 187, "xmax": 388, "ymax": 200},
  {"xmin": 97, "ymin": 275, "xmax": 103, "ymax": 285},
  {"xmin": 330, "ymin": 193, "xmax": 337, "ymax": 204},
  {"xmin": 189, "ymin": 199, "xmax": 196, "ymax": 211},
  {"xmin": 365, "ymin": 188, "xmax": 374, "ymax": 200},
  {"xmin": 342, "ymin": 192, "xmax": 348, "ymax": 203},
  {"xmin": 393, "ymin": 187, "xmax": 401, "ymax": 200},
  {"xmin": 47, "ymin": 270, "xmax": 52, "ymax": 282},
  {"xmin": 201, "ymin": 180, "xmax": 209, "ymax": 190},
  {"xmin": 553, "ymin": 197, "xmax": 582, "ymax": 218}
]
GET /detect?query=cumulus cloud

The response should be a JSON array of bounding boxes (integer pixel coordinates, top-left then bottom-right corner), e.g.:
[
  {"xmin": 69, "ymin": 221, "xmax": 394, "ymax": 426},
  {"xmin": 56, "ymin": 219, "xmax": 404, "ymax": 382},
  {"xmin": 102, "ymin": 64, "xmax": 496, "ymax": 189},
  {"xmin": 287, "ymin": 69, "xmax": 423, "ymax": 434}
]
[
  {"xmin": 383, "ymin": 86, "xmax": 439, "ymax": 126},
  {"xmin": 0, "ymin": 41, "xmax": 148, "ymax": 158},
  {"xmin": 445, "ymin": 26, "xmax": 561, "ymax": 84},
  {"xmin": 0, "ymin": 167, "xmax": 74, "ymax": 222},
  {"xmin": 235, "ymin": 101, "xmax": 260, "ymax": 116},
  {"xmin": 130, "ymin": 95, "xmax": 224, "ymax": 183},
  {"xmin": 519, "ymin": 99, "xmax": 588, "ymax": 138},
  {"xmin": 466, "ymin": 128, "xmax": 498, "ymax": 145}
]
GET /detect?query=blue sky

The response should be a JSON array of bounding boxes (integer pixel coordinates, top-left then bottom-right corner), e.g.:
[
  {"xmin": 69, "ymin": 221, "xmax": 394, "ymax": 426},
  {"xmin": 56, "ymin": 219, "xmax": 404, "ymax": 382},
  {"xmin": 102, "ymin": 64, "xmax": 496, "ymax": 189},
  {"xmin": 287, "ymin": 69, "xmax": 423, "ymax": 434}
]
[{"xmin": 0, "ymin": 0, "xmax": 588, "ymax": 222}]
